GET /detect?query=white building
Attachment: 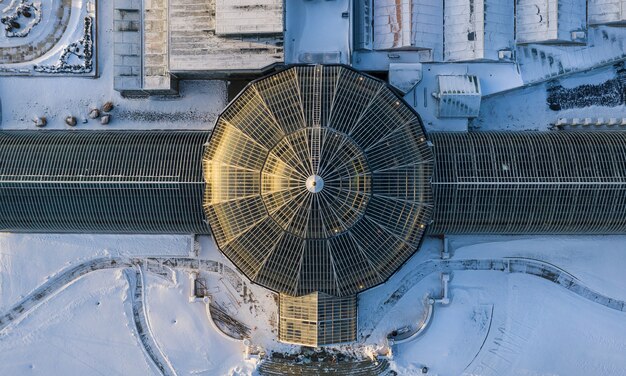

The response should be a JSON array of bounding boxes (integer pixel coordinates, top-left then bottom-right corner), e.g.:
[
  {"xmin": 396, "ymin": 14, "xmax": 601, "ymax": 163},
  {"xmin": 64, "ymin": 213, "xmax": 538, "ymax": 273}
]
[
  {"xmin": 516, "ymin": 0, "xmax": 587, "ymax": 44},
  {"xmin": 373, "ymin": 0, "xmax": 443, "ymax": 59},
  {"xmin": 588, "ymin": 0, "xmax": 626, "ymax": 26},
  {"xmin": 215, "ymin": 0, "xmax": 282, "ymax": 36},
  {"xmin": 114, "ymin": 0, "xmax": 283, "ymax": 96},
  {"xmin": 444, "ymin": 0, "xmax": 514, "ymax": 61}
]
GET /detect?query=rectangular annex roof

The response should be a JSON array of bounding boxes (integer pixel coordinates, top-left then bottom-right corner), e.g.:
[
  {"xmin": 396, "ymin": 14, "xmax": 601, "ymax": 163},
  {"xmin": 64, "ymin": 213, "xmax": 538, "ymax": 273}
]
[
  {"xmin": 516, "ymin": 0, "xmax": 587, "ymax": 44},
  {"xmin": 588, "ymin": 0, "xmax": 626, "ymax": 25},
  {"xmin": 279, "ymin": 293, "xmax": 357, "ymax": 347},
  {"xmin": 215, "ymin": 0, "xmax": 283, "ymax": 36},
  {"xmin": 444, "ymin": 0, "xmax": 514, "ymax": 61},
  {"xmin": 168, "ymin": 0, "xmax": 283, "ymax": 73},
  {"xmin": 372, "ymin": 0, "xmax": 443, "ymax": 58},
  {"xmin": 284, "ymin": 0, "xmax": 351, "ymax": 64}
]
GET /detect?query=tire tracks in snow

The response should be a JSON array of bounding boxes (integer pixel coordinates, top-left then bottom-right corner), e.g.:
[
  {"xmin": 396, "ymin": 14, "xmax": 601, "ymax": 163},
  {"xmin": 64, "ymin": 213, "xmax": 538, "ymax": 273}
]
[{"xmin": 125, "ymin": 267, "xmax": 177, "ymax": 376}]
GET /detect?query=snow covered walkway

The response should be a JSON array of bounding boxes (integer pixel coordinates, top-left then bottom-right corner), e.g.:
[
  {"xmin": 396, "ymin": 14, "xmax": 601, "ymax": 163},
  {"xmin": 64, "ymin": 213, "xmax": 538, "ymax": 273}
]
[
  {"xmin": 2, "ymin": 254, "xmax": 623, "ymax": 347},
  {"xmin": 0, "ymin": 257, "xmax": 132, "ymax": 332},
  {"xmin": 125, "ymin": 267, "xmax": 177, "ymax": 376},
  {"xmin": 0, "ymin": 256, "xmax": 247, "ymax": 335},
  {"xmin": 362, "ymin": 257, "xmax": 626, "ymax": 340}
]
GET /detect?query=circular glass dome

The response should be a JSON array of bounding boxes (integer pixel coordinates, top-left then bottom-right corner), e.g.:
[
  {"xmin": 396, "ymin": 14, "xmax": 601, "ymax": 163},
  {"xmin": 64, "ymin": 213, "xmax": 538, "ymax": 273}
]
[
  {"xmin": 261, "ymin": 127, "xmax": 371, "ymax": 239},
  {"xmin": 203, "ymin": 65, "xmax": 433, "ymax": 296}
]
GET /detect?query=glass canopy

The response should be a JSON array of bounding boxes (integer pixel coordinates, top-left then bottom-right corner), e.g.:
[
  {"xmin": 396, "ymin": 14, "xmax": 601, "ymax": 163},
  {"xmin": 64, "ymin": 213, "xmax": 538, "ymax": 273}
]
[{"xmin": 203, "ymin": 65, "xmax": 433, "ymax": 297}]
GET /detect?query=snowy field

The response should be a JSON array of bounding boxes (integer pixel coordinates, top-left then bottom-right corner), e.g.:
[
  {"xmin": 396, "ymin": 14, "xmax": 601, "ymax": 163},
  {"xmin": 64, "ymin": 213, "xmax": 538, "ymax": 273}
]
[
  {"xmin": 359, "ymin": 236, "xmax": 626, "ymax": 375},
  {"xmin": 0, "ymin": 233, "xmax": 624, "ymax": 375},
  {"xmin": 0, "ymin": 234, "xmax": 288, "ymax": 375}
]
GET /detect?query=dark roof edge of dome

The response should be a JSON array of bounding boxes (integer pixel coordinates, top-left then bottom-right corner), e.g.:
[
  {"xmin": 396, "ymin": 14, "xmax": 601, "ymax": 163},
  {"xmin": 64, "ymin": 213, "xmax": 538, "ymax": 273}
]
[{"xmin": 214, "ymin": 64, "xmax": 430, "ymax": 143}]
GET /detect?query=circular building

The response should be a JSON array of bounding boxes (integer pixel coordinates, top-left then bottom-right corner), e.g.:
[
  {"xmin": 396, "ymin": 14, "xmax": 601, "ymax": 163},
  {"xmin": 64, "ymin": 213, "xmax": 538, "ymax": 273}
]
[{"xmin": 203, "ymin": 65, "xmax": 433, "ymax": 297}]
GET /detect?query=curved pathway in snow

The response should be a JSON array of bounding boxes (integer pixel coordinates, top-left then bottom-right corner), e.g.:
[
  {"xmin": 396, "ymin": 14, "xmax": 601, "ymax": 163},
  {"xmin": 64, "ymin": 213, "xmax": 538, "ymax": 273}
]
[
  {"xmin": 361, "ymin": 257, "xmax": 626, "ymax": 341},
  {"xmin": 0, "ymin": 257, "xmax": 132, "ymax": 332},
  {"xmin": 387, "ymin": 301, "xmax": 434, "ymax": 345},
  {"xmin": 0, "ymin": 256, "xmax": 243, "ymax": 334},
  {"xmin": 0, "ymin": 256, "xmax": 244, "ymax": 375},
  {"xmin": 1, "ymin": 255, "xmax": 624, "ymax": 349},
  {"xmin": 125, "ymin": 267, "xmax": 177, "ymax": 376}
]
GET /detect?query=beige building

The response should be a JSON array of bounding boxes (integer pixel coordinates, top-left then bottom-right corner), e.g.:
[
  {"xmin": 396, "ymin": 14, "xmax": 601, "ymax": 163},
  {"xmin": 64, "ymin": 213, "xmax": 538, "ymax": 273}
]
[{"xmin": 114, "ymin": 0, "xmax": 283, "ymax": 96}]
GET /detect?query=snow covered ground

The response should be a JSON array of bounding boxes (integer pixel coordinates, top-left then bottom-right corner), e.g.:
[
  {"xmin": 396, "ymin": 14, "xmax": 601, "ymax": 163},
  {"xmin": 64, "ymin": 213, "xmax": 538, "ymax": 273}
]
[
  {"xmin": 1, "ymin": 1, "xmax": 626, "ymax": 375},
  {"xmin": 144, "ymin": 271, "xmax": 257, "ymax": 375},
  {"xmin": 0, "ymin": 233, "xmax": 192, "ymax": 311},
  {"xmin": 0, "ymin": 268, "xmax": 153, "ymax": 375},
  {"xmin": 359, "ymin": 236, "xmax": 626, "ymax": 375},
  {"xmin": 1, "ymin": 233, "xmax": 624, "ymax": 375},
  {"xmin": 0, "ymin": 234, "xmax": 299, "ymax": 375}
]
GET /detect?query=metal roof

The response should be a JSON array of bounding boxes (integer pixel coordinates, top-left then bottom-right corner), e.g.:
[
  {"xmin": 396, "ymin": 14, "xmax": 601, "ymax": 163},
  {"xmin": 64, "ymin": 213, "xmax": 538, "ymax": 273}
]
[
  {"xmin": 429, "ymin": 131, "xmax": 626, "ymax": 234},
  {"xmin": 0, "ymin": 131, "xmax": 210, "ymax": 234},
  {"xmin": 203, "ymin": 65, "xmax": 433, "ymax": 297}
]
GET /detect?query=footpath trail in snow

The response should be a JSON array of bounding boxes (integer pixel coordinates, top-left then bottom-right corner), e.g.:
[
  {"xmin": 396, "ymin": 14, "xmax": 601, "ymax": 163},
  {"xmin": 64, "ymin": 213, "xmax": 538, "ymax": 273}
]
[
  {"xmin": 125, "ymin": 267, "xmax": 177, "ymax": 376},
  {"xmin": 0, "ymin": 257, "xmax": 132, "ymax": 332},
  {"xmin": 361, "ymin": 257, "xmax": 626, "ymax": 340},
  {"xmin": 0, "ymin": 257, "xmax": 246, "ymax": 334},
  {"xmin": 2, "ymin": 255, "xmax": 624, "ymax": 345},
  {"xmin": 0, "ymin": 256, "xmax": 254, "ymax": 376}
]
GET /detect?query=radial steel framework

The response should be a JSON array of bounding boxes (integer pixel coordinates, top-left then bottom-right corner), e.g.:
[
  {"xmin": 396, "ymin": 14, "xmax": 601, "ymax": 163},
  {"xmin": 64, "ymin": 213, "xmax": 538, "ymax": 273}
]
[
  {"xmin": 0, "ymin": 131, "xmax": 210, "ymax": 234},
  {"xmin": 203, "ymin": 65, "xmax": 434, "ymax": 298},
  {"xmin": 429, "ymin": 131, "xmax": 626, "ymax": 234}
]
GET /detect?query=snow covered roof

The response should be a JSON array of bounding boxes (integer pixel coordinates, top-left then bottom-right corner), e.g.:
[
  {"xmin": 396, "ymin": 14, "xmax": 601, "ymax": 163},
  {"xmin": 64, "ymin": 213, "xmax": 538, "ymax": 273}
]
[
  {"xmin": 203, "ymin": 65, "xmax": 433, "ymax": 297},
  {"xmin": 168, "ymin": 0, "xmax": 283, "ymax": 73},
  {"xmin": 516, "ymin": 0, "xmax": 587, "ymax": 44},
  {"xmin": 444, "ymin": 0, "xmax": 514, "ymax": 61},
  {"xmin": 372, "ymin": 0, "xmax": 443, "ymax": 55},
  {"xmin": 588, "ymin": 0, "xmax": 626, "ymax": 25},
  {"xmin": 388, "ymin": 63, "xmax": 423, "ymax": 93},
  {"xmin": 215, "ymin": 0, "xmax": 282, "ymax": 36},
  {"xmin": 284, "ymin": 0, "xmax": 351, "ymax": 64}
]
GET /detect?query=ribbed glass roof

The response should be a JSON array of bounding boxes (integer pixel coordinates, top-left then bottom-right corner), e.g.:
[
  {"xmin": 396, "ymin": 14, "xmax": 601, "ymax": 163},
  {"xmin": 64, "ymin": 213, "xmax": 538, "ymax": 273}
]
[{"xmin": 204, "ymin": 65, "xmax": 433, "ymax": 296}]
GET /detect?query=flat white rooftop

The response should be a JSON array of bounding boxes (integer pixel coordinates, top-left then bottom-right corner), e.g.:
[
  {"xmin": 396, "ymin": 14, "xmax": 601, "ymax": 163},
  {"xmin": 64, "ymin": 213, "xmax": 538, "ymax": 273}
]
[{"xmin": 169, "ymin": 0, "xmax": 283, "ymax": 73}]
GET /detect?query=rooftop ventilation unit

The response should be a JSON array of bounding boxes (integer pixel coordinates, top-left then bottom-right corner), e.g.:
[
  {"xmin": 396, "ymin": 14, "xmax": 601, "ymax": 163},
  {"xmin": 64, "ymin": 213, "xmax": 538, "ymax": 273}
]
[{"xmin": 433, "ymin": 75, "xmax": 482, "ymax": 118}]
